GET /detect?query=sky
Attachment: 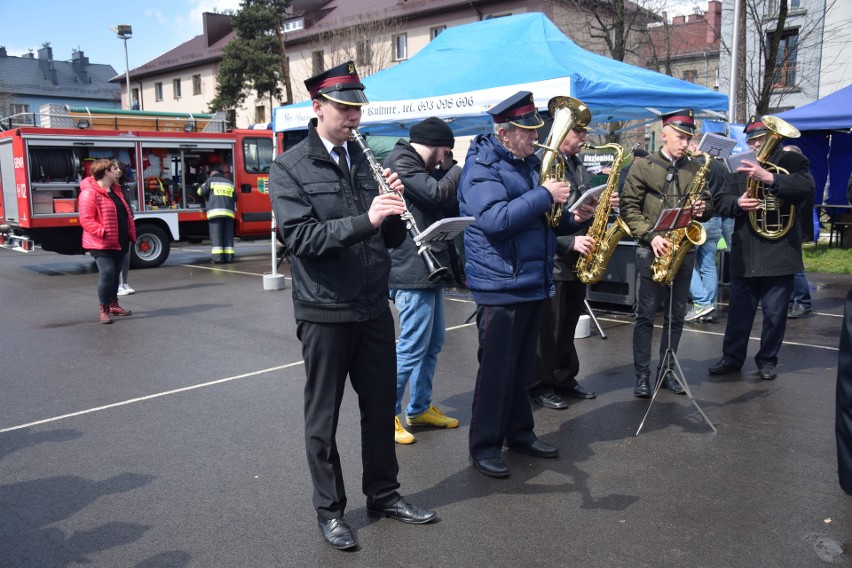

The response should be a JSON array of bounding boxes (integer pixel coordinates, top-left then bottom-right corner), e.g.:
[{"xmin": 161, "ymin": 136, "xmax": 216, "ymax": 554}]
[
  {"xmin": 2, "ymin": 0, "xmax": 243, "ymax": 74},
  {"xmin": 2, "ymin": 0, "xmax": 702, "ymax": 75}
]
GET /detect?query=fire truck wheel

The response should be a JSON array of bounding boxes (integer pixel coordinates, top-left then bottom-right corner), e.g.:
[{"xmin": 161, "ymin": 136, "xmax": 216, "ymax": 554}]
[{"xmin": 131, "ymin": 225, "xmax": 171, "ymax": 269}]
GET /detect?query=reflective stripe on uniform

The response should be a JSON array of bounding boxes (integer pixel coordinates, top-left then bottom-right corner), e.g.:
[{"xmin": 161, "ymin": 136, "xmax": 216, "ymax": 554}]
[{"xmin": 207, "ymin": 209, "xmax": 235, "ymax": 219}]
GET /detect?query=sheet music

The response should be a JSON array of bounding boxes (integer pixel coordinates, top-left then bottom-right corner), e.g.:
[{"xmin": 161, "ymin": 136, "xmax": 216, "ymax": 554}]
[
  {"xmin": 652, "ymin": 207, "xmax": 695, "ymax": 232},
  {"xmin": 697, "ymin": 132, "xmax": 736, "ymax": 159},
  {"xmin": 416, "ymin": 216, "xmax": 475, "ymax": 244},
  {"xmin": 567, "ymin": 183, "xmax": 607, "ymax": 213},
  {"xmin": 725, "ymin": 150, "xmax": 758, "ymax": 173}
]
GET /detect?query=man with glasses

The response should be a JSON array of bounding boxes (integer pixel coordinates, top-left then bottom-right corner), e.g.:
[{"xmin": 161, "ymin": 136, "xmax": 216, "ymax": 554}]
[{"xmin": 530, "ymin": 96, "xmax": 608, "ymax": 410}]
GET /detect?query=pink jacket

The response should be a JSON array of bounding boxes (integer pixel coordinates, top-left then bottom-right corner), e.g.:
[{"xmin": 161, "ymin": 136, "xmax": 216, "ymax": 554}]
[{"xmin": 78, "ymin": 177, "xmax": 137, "ymax": 251}]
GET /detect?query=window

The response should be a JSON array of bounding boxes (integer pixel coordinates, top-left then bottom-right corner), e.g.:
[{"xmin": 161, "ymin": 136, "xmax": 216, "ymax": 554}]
[
  {"xmin": 767, "ymin": 0, "xmax": 802, "ymax": 13},
  {"xmin": 682, "ymin": 69, "xmax": 698, "ymax": 83},
  {"xmin": 283, "ymin": 18, "xmax": 304, "ymax": 32},
  {"xmin": 430, "ymin": 26, "xmax": 446, "ymax": 40},
  {"xmin": 193, "ymin": 74, "xmax": 202, "ymax": 96},
  {"xmin": 357, "ymin": 40, "xmax": 372, "ymax": 65},
  {"xmin": 154, "ymin": 82, "xmax": 163, "ymax": 101},
  {"xmin": 242, "ymin": 137, "xmax": 274, "ymax": 174},
  {"xmin": 393, "ymin": 33, "xmax": 408, "ymax": 61},
  {"xmin": 173, "ymin": 78, "xmax": 182, "ymax": 99},
  {"xmin": 771, "ymin": 29, "xmax": 799, "ymax": 89},
  {"xmin": 312, "ymin": 51, "xmax": 324, "ymax": 75},
  {"xmin": 255, "ymin": 105, "xmax": 266, "ymax": 124},
  {"xmin": 9, "ymin": 104, "xmax": 32, "ymax": 125}
]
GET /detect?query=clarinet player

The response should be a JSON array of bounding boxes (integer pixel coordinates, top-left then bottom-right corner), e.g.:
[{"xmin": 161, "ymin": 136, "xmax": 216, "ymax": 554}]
[{"xmin": 269, "ymin": 61, "xmax": 437, "ymax": 551}]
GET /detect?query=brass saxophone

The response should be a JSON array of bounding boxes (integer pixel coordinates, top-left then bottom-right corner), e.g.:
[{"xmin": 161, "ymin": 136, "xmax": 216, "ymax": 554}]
[
  {"xmin": 574, "ymin": 142, "xmax": 633, "ymax": 284},
  {"xmin": 650, "ymin": 151, "xmax": 710, "ymax": 286}
]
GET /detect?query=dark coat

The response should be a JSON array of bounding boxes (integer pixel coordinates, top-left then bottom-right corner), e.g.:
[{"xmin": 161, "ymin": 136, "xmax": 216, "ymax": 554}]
[
  {"xmin": 457, "ymin": 133, "xmax": 586, "ymax": 306},
  {"xmin": 268, "ymin": 119, "xmax": 406, "ymax": 323},
  {"xmin": 197, "ymin": 173, "xmax": 236, "ymax": 219},
  {"xmin": 382, "ymin": 139, "xmax": 461, "ymax": 289},
  {"xmin": 552, "ymin": 153, "xmax": 591, "ymax": 282},
  {"xmin": 713, "ymin": 148, "xmax": 814, "ymax": 278}
]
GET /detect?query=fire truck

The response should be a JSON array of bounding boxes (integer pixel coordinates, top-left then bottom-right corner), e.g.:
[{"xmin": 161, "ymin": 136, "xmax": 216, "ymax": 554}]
[{"xmin": 0, "ymin": 106, "xmax": 274, "ymax": 268}]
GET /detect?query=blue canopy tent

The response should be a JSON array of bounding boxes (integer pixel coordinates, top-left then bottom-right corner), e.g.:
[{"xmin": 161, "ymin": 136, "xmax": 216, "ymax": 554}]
[
  {"xmin": 273, "ymin": 13, "xmax": 728, "ymax": 137},
  {"xmin": 775, "ymin": 84, "xmax": 852, "ymax": 208}
]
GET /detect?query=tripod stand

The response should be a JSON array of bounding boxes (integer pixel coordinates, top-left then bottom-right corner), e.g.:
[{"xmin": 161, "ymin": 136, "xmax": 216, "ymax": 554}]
[{"xmin": 635, "ymin": 279, "xmax": 716, "ymax": 436}]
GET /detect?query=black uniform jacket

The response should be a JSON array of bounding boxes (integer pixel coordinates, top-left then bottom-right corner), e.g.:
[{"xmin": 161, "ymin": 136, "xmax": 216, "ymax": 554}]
[
  {"xmin": 268, "ymin": 119, "xmax": 406, "ymax": 323},
  {"xmin": 383, "ymin": 139, "xmax": 462, "ymax": 289},
  {"xmin": 713, "ymin": 148, "xmax": 814, "ymax": 278}
]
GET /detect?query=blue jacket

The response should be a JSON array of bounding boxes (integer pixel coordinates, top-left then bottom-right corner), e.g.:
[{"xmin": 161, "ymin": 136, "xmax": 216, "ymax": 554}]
[{"xmin": 458, "ymin": 133, "xmax": 586, "ymax": 305}]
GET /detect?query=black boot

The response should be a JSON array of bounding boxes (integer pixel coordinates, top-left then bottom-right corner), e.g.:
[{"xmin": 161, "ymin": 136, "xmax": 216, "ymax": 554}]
[
  {"xmin": 634, "ymin": 374, "xmax": 650, "ymax": 398},
  {"xmin": 661, "ymin": 375, "xmax": 685, "ymax": 394}
]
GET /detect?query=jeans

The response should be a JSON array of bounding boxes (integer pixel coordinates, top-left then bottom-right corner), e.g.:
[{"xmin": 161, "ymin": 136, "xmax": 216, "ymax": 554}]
[
  {"xmin": 789, "ymin": 271, "xmax": 812, "ymax": 307},
  {"xmin": 689, "ymin": 216, "xmax": 723, "ymax": 307},
  {"xmin": 390, "ymin": 288, "xmax": 445, "ymax": 417}
]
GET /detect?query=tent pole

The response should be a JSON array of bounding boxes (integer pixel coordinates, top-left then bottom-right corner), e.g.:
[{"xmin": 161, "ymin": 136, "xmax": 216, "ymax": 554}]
[{"xmin": 728, "ymin": 0, "xmax": 742, "ymax": 124}]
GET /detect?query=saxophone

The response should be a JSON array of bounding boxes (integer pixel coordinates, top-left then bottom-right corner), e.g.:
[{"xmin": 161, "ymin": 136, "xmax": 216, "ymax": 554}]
[
  {"xmin": 650, "ymin": 151, "xmax": 710, "ymax": 286},
  {"xmin": 574, "ymin": 142, "xmax": 633, "ymax": 284}
]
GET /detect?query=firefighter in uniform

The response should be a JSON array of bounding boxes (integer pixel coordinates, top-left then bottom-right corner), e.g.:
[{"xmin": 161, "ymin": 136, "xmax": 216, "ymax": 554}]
[{"xmin": 197, "ymin": 169, "xmax": 237, "ymax": 263}]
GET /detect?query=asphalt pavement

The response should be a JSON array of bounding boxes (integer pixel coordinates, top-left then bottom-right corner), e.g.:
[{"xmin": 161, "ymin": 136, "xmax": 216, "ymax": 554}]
[{"xmin": 1, "ymin": 241, "xmax": 850, "ymax": 567}]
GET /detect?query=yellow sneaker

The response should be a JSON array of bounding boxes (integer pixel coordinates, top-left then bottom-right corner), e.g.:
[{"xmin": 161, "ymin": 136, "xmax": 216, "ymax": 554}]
[
  {"xmin": 394, "ymin": 416, "xmax": 415, "ymax": 444},
  {"xmin": 406, "ymin": 405, "xmax": 459, "ymax": 429}
]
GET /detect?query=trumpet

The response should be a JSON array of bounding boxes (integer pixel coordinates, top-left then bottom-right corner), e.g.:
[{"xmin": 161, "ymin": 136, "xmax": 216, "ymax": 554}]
[{"xmin": 349, "ymin": 128, "xmax": 449, "ymax": 281}]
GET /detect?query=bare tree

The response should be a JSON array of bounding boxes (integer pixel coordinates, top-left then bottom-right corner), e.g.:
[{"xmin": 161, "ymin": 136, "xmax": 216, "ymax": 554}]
[
  {"xmin": 729, "ymin": 0, "xmax": 839, "ymax": 115},
  {"xmin": 295, "ymin": 14, "xmax": 405, "ymax": 92}
]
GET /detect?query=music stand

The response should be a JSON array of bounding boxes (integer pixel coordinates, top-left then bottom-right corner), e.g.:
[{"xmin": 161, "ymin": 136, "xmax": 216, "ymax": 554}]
[{"xmin": 635, "ymin": 206, "xmax": 716, "ymax": 436}]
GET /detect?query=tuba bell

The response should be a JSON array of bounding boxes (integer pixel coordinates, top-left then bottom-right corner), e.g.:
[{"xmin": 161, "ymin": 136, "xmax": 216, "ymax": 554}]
[
  {"xmin": 746, "ymin": 115, "xmax": 801, "ymax": 240},
  {"xmin": 533, "ymin": 96, "xmax": 591, "ymax": 228}
]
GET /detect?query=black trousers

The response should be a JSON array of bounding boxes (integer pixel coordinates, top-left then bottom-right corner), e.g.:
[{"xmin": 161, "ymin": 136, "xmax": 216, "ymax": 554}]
[
  {"xmin": 531, "ymin": 279, "xmax": 585, "ymax": 395},
  {"xmin": 297, "ymin": 310, "xmax": 401, "ymax": 521},
  {"xmin": 208, "ymin": 217, "xmax": 235, "ymax": 262},
  {"xmin": 470, "ymin": 301, "xmax": 541, "ymax": 460},
  {"xmin": 837, "ymin": 288, "xmax": 852, "ymax": 495},
  {"xmin": 721, "ymin": 274, "xmax": 794, "ymax": 369},
  {"xmin": 633, "ymin": 246, "xmax": 694, "ymax": 377}
]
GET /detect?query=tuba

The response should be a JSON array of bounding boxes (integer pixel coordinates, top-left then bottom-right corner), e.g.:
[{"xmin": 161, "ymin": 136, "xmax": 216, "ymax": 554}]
[
  {"xmin": 574, "ymin": 142, "xmax": 633, "ymax": 284},
  {"xmin": 533, "ymin": 96, "xmax": 589, "ymax": 228},
  {"xmin": 650, "ymin": 151, "xmax": 710, "ymax": 286},
  {"xmin": 746, "ymin": 115, "xmax": 801, "ymax": 240}
]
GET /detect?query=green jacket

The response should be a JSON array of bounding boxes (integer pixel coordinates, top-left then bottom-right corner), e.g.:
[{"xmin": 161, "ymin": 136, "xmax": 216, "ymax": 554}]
[{"xmin": 620, "ymin": 150, "xmax": 714, "ymax": 245}]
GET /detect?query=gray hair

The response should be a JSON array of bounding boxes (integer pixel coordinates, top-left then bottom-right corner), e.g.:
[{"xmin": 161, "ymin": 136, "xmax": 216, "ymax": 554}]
[{"xmin": 493, "ymin": 121, "xmax": 516, "ymax": 136}]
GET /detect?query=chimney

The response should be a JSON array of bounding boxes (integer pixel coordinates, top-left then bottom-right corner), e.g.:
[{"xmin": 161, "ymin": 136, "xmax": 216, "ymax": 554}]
[
  {"xmin": 0, "ymin": 46, "xmax": 7, "ymax": 57},
  {"xmin": 706, "ymin": 0, "xmax": 722, "ymax": 44},
  {"xmin": 72, "ymin": 50, "xmax": 89, "ymax": 83},
  {"xmin": 672, "ymin": 15, "xmax": 686, "ymax": 25},
  {"xmin": 37, "ymin": 43, "xmax": 58, "ymax": 85},
  {"xmin": 203, "ymin": 12, "xmax": 234, "ymax": 48}
]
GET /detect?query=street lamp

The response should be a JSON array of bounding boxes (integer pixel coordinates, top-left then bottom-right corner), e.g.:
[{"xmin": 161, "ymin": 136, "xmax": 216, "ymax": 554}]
[{"xmin": 111, "ymin": 25, "xmax": 133, "ymax": 109}]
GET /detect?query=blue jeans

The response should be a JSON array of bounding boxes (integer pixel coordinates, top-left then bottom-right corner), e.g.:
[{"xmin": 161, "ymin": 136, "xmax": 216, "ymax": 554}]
[
  {"xmin": 689, "ymin": 216, "xmax": 723, "ymax": 307},
  {"xmin": 390, "ymin": 288, "xmax": 445, "ymax": 417},
  {"xmin": 790, "ymin": 271, "xmax": 812, "ymax": 307}
]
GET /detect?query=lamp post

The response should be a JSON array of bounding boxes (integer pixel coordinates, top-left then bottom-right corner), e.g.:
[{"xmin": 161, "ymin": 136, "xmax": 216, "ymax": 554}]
[{"xmin": 112, "ymin": 25, "xmax": 133, "ymax": 109}]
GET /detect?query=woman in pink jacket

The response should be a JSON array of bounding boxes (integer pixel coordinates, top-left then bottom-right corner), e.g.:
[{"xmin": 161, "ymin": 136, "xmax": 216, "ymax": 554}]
[{"xmin": 78, "ymin": 159, "xmax": 137, "ymax": 324}]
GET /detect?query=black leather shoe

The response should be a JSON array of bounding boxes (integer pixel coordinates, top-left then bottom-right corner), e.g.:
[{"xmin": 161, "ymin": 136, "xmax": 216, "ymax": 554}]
[
  {"xmin": 709, "ymin": 360, "xmax": 740, "ymax": 375},
  {"xmin": 758, "ymin": 364, "xmax": 777, "ymax": 380},
  {"xmin": 562, "ymin": 383, "xmax": 597, "ymax": 400},
  {"xmin": 470, "ymin": 456, "xmax": 510, "ymax": 478},
  {"xmin": 367, "ymin": 498, "xmax": 437, "ymax": 524},
  {"xmin": 318, "ymin": 518, "xmax": 357, "ymax": 550},
  {"xmin": 530, "ymin": 392, "xmax": 568, "ymax": 410},
  {"xmin": 661, "ymin": 375, "xmax": 685, "ymax": 395},
  {"xmin": 506, "ymin": 439, "xmax": 559, "ymax": 459},
  {"xmin": 634, "ymin": 375, "xmax": 650, "ymax": 398}
]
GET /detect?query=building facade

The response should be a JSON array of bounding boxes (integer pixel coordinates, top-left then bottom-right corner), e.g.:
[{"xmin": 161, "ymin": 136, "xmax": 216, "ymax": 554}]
[
  {"xmin": 0, "ymin": 45, "xmax": 120, "ymax": 127},
  {"xmin": 118, "ymin": 0, "xmax": 652, "ymax": 129}
]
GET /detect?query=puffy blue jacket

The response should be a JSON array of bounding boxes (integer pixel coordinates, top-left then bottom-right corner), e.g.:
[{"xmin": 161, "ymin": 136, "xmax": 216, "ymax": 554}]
[{"xmin": 458, "ymin": 133, "xmax": 585, "ymax": 305}]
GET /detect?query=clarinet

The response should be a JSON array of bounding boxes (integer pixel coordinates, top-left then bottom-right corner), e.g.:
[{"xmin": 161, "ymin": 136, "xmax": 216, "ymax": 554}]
[{"xmin": 349, "ymin": 128, "xmax": 449, "ymax": 282}]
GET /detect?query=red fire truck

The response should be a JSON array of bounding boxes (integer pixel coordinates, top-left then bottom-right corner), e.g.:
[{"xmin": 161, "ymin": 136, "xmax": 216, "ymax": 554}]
[{"xmin": 0, "ymin": 107, "xmax": 274, "ymax": 268}]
